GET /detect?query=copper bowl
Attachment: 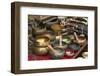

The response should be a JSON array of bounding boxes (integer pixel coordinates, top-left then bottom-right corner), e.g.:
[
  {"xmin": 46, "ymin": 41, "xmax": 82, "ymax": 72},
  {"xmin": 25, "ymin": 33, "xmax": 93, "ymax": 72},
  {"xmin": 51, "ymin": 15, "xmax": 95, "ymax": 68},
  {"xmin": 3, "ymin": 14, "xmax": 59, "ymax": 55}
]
[
  {"xmin": 33, "ymin": 46, "xmax": 49, "ymax": 55},
  {"xmin": 34, "ymin": 36, "xmax": 50, "ymax": 47}
]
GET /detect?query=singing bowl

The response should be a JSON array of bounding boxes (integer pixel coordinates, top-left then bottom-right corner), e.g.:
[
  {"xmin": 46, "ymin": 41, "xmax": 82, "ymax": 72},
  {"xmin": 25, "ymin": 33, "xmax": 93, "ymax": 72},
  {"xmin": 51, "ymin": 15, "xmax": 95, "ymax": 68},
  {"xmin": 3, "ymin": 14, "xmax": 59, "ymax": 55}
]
[
  {"xmin": 75, "ymin": 24, "xmax": 88, "ymax": 35},
  {"xmin": 75, "ymin": 17, "xmax": 87, "ymax": 22},
  {"xmin": 76, "ymin": 35, "xmax": 87, "ymax": 45},
  {"xmin": 75, "ymin": 29, "xmax": 87, "ymax": 36},
  {"xmin": 32, "ymin": 27, "xmax": 46, "ymax": 35},
  {"xmin": 51, "ymin": 24, "xmax": 64, "ymax": 33},
  {"xmin": 51, "ymin": 39, "xmax": 68, "ymax": 49},
  {"xmin": 34, "ymin": 37, "xmax": 50, "ymax": 47},
  {"xmin": 66, "ymin": 17, "xmax": 88, "ymax": 26},
  {"xmin": 68, "ymin": 43, "xmax": 80, "ymax": 51},
  {"xmin": 43, "ymin": 16, "xmax": 59, "ymax": 27},
  {"xmin": 36, "ymin": 31, "xmax": 56, "ymax": 41},
  {"xmin": 31, "ymin": 21, "xmax": 46, "ymax": 35},
  {"xmin": 49, "ymin": 48, "xmax": 65, "ymax": 59},
  {"xmin": 33, "ymin": 46, "xmax": 49, "ymax": 55}
]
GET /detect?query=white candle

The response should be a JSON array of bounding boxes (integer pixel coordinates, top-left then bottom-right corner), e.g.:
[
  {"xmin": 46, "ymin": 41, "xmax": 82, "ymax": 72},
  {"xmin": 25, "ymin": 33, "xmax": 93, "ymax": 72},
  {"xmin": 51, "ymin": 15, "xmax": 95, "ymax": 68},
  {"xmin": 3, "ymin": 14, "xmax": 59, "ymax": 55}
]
[{"xmin": 59, "ymin": 35, "xmax": 62, "ymax": 46}]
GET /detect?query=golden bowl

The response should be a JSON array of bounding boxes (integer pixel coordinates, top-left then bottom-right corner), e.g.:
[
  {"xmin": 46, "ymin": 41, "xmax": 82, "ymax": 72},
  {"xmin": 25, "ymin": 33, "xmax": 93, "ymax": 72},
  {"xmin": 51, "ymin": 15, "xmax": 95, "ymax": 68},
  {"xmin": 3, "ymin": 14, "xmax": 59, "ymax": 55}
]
[
  {"xmin": 51, "ymin": 24, "xmax": 63, "ymax": 33},
  {"xmin": 36, "ymin": 31, "xmax": 56, "ymax": 41},
  {"xmin": 33, "ymin": 46, "xmax": 49, "ymax": 55},
  {"xmin": 35, "ymin": 37, "xmax": 50, "ymax": 47}
]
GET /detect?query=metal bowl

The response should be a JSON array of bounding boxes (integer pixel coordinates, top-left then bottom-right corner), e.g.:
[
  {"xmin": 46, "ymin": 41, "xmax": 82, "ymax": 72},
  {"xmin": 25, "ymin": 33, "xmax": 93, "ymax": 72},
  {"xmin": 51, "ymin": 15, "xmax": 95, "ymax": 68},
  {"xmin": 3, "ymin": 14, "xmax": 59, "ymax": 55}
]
[
  {"xmin": 75, "ymin": 24, "xmax": 88, "ymax": 36},
  {"xmin": 51, "ymin": 39, "xmax": 68, "ymax": 49},
  {"xmin": 36, "ymin": 31, "xmax": 56, "ymax": 42},
  {"xmin": 34, "ymin": 37, "xmax": 50, "ymax": 47},
  {"xmin": 75, "ymin": 34, "xmax": 87, "ymax": 45},
  {"xmin": 32, "ymin": 26, "xmax": 46, "ymax": 35},
  {"xmin": 42, "ymin": 16, "xmax": 59, "ymax": 27},
  {"xmin": 50, "ymin": 24, "xmax": 63, "ymax": 33},
  {"xmin": 49, "ymin": 47, "xmax": 65, "ymax": 59},
  {"xmin": 33, "ymin": 46, "xmax": 49, "ymax": 55},
  {"xmin": 68, "ymin": 43, "xmax": 80, "ymax": 51}
]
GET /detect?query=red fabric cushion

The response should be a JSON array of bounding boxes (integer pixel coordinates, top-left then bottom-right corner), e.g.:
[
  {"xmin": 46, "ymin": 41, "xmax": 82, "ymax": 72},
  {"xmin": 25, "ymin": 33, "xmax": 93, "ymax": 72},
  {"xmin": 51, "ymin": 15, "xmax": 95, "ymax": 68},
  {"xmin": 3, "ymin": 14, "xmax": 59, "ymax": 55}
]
[{"xmin": 28, "ymin": 49, "xmax": 78, "ymax": 61}]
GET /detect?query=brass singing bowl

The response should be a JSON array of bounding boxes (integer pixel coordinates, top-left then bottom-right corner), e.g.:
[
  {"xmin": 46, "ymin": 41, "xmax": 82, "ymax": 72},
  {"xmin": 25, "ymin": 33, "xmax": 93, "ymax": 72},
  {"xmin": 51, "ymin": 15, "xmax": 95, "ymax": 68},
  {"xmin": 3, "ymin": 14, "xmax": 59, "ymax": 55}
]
[
  {"xmin": 32, "ymin": 27, "xmax": 46, "ymax": 35},
  {"xmin": 76, "ymin": 35, "xmax": 86, "ymax": 45},
  {"xmin": 34, "ymin": 37, "xmax": 50, "ymax": 47},
  {"xmin": 51, "ymin": 24, "xmax": 64, "ymax": 33},
  {"xmin": 36, "ymin": 31, "xmax": 56, "ymax": 41},
  {"xmin": 33, "ymin": 46, "xmax": 49, "ymax": 55},
  {"xmin": 74, "ymin": 32, "xmax": 86, "ymax": 45}
]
